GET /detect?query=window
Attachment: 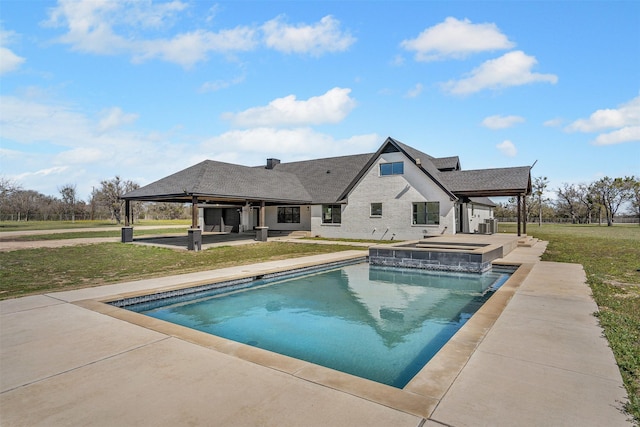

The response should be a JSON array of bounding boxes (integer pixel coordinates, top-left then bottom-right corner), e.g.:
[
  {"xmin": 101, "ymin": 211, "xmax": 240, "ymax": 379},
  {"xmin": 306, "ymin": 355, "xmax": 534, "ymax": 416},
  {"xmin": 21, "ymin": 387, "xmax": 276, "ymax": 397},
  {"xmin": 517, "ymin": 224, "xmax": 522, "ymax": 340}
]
[
  {"xmin": 413, "ymin": 202, "xmax": 440, "ymax": 225},
  {"xmin": 322, "ymin": 204, "xmax": 341, "ymax": 224},
  {"xmin": 380, "ymin": 161, "xmax": 404, "ymax": 176},
  {"xmin": 277, "ymin": 207, "xmax": 300, "ymax": 223},
  {"xmin": 370, "ymin": 203, "xmax": 382, "ymax": 217}
]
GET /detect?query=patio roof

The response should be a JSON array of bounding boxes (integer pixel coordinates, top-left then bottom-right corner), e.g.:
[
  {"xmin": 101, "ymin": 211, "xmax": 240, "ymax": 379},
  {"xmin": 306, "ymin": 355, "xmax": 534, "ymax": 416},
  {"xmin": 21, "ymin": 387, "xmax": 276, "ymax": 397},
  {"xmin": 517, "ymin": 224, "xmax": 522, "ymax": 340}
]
[
  {"xmin": 122, "ymin": 160, "xmax": 312, "ymax": 205},
  {"xmin": 439, "ymin": 166, "xmax": 532, "ymax": 197}
]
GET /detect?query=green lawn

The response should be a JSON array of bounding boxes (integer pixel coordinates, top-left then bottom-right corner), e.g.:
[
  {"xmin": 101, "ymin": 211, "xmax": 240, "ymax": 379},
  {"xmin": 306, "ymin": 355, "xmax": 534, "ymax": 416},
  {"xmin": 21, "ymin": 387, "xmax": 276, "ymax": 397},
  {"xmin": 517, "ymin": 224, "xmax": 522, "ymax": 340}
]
[
  {"xmin": 500, "ymin": 223, "xmax": 640, "ymax": 423},
  {"xmin": 0, "ymin": 219, "xmax": 189, "ymax": 232},
  {"xmin": 0, "ymin": 242, "xmax": 364, "ymax": 299},
  {"xmin": 0, "ymin": 227, "xmax": 190, "ymax": 241}
]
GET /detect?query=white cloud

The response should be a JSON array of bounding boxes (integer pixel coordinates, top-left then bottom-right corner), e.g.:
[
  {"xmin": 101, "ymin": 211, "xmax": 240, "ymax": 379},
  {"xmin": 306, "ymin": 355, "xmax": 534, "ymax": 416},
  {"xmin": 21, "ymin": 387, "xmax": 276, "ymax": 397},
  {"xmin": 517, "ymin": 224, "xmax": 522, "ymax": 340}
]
[
  {"xmin": 14, "ymin": 166, "xmax": 70, "ymax": 182},
  {"xmin": 97, "ymin": 107, "xmax": 139, "ymax": 132},
  {"xmin": 262, "ymin": 15, "xmax": 355, "ymax": 56},
  {"xmin": 45, "ymin": 0, "xmax": 257, "ymax": 68},
  {"xmin": 0, "ymin": 94, "xmax": 192, "ymax": 197},
  {"xmin": 482, "ymin": 114, "xmax": 525, "ymax": 129},
  {"xmin": 199, "ymin": 74, "xmax": 245, "ymax": 93},
  {"xmin": 566, "ymin": 95, "xmax": 640, "ymax": 132},
  {"xmin": 593, "ymin": 126, "xmax": 640, "ymax": 146},
  {"xmin": 0, "ymin": 28, "xmax": 26, "ymax": 74},
  {"xmin": 0, "ymin": 46, "xmax": 25, "ymax": 75},
  {"xmin": 565, "ymin": 95, "xmax": 640, "ymax": 146},
  {"xmin": 496, "ymin": 140, "xmax": 517, "ymax": 157},
  {"xmin": 223, "ymin": 87, "xmax": 356, "ymax": 128},
  {"xmin": 543, "ymin": 118, "xmax": 564, "ymax": 127},
  {"xmin": 405, "ymin": 83, "xmax": 424, "ymax": 98},
  {"xmin": 201, "ymin": 128, "xmax": 380, "ymax": 162},
  {"xmin": 133, "ymin": 27, "xmax": 257, "ymax": 67},
  {"xmin": 0, "ymin": 96, "xmax": 92, "ymax": 145},
  {"xmin": 443, "ymin": 51, "xmax": 558, "ymax": 95},
  {"xmin": 401, "ymin": 17, "xmax": 515, "ymax": 62},
  {"xmin": 1, "ymin": 91, "xmax": 376, "ymax": 197},
  {"xmin": 44, "ymin": 3, "xmax": 352, "ymax": 67}
]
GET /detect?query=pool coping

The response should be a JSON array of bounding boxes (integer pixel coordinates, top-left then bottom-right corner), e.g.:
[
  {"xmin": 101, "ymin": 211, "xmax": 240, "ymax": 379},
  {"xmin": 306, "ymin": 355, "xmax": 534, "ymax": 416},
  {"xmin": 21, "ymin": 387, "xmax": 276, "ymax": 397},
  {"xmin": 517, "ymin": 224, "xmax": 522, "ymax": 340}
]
[{"xmin": 74, "ymin": 252, "xmax": 532, "ymax": 419}]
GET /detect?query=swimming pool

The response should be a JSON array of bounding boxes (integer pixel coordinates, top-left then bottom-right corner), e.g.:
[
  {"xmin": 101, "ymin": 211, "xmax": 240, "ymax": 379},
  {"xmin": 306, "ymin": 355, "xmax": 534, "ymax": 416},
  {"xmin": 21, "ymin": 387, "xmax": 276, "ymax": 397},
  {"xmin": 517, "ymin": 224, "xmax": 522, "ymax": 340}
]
[{"xmin": 120, "ymin": 262, "xmax": 511, "ymax": 388}]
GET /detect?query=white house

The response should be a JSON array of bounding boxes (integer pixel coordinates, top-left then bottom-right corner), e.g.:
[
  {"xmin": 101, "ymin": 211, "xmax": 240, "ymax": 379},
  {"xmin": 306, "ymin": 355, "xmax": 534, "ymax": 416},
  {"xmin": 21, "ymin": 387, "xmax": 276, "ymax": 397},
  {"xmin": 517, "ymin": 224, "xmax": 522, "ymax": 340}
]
[{"xmin": 122, "ymin": 137, "xmax": 531, "ymax": 245}]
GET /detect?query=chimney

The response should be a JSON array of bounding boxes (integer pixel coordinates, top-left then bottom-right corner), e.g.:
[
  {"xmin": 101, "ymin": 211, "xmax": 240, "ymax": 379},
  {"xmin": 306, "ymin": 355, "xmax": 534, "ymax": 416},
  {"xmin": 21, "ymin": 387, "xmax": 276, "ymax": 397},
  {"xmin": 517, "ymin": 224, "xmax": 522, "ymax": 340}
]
[{"xmin": 266, "ymin": 158, "xmax": 280, "ymax": 169}]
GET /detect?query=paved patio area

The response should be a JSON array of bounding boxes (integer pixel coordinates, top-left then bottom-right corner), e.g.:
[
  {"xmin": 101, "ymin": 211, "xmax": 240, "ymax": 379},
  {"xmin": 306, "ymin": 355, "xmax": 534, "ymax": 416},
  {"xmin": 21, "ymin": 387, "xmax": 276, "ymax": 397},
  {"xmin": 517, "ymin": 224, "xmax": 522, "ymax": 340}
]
[{"xmin": 0, "ymin": 237, "xmax": 632, "ymax": 426}]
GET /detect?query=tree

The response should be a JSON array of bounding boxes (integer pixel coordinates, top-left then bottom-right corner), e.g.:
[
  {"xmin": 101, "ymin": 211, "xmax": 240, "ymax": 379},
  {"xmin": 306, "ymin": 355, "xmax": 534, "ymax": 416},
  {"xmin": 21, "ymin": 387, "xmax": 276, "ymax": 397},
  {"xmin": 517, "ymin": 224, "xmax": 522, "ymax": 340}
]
[
  {"xmin": 11, "ymin": 190, "xmax": 42, "ymax": 221},
  {"xmin": 556, "ymin": 183, "xmax": 582, "ymax": 224},
  {"xmin": 576, "ymin": 184, "xmax": 597, "ymax": 224},
  {"xmin": 0, "ymin": 177, "xmax": 22, "ymax": 219},
  {"xmin": 58, "ymin": 184, "xmax": 78, "ymax": 222},
  {"xmin": 591, "ymin": 176, "xmax": 633, "ymax": 226},
  {"xmin": 96, "ymin": 176, "xmax": 139, "ymax": 224},
  {"xmin": 630, "ymin": 176, "xmax": 640, "ymax": 225},
  {"xmin": 531, "ymin": 176, "xmax": 549, "ymax": 226}
]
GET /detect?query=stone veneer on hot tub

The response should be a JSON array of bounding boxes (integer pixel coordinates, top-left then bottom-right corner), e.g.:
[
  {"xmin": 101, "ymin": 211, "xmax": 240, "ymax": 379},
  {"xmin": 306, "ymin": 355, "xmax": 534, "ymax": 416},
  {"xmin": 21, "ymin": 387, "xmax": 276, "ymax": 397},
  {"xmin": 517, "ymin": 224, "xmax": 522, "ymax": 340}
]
[{"xmin": 369, "ymin": 241, "xmax": 504, "ymax": 273}]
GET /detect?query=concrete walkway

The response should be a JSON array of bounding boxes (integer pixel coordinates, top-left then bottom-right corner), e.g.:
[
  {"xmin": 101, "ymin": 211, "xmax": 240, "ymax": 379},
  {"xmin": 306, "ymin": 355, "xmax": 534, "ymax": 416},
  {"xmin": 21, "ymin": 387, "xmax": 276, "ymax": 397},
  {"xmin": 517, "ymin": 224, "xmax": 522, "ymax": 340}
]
[{"xmin": 0, "ymin": 241, "xmax": 632, "ymax": 426}]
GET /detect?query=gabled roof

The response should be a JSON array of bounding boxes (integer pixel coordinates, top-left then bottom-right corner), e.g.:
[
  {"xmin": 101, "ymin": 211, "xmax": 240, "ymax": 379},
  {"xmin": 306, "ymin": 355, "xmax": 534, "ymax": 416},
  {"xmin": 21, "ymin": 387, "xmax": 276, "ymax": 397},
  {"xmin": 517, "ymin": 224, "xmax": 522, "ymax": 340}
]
[
  {"xmin": 439, "ymin": 166, "xmax": 532, "ymax": 197},
  {"xmin": 123, "ymin": 160, "xmax": 312, "ymax": 203},
  {"xmin": 123, "ymin": 136, "xmax": 532, "ymax": 204},
  {"xmin": 338, "ymin": 137, "xmax": 458, "ymax": 201},
  {"xmin": 431, "ymin": 156, "xmax": 460, "ymax": 171},
  {"xmin": 267, "ymin": 153, "xmax": 374, "ymax": 204}
]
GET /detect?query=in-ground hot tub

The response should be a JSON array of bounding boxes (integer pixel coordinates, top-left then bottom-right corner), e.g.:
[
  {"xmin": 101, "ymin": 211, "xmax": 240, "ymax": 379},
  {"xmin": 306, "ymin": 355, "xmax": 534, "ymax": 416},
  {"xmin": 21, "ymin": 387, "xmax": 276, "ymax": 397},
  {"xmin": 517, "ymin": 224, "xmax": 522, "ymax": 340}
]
[{"xmin": 369, "ymin": 240, "xmax": 505, "ymax": 273}]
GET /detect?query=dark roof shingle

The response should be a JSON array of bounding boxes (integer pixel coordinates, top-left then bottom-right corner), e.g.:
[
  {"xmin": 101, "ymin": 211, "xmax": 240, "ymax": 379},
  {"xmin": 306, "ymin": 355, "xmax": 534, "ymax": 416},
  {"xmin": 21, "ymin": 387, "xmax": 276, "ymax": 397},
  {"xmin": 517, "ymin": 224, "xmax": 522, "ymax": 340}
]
[{"xmin": 124, "ymin": 160, "xmax": 312, "ymax": 202}]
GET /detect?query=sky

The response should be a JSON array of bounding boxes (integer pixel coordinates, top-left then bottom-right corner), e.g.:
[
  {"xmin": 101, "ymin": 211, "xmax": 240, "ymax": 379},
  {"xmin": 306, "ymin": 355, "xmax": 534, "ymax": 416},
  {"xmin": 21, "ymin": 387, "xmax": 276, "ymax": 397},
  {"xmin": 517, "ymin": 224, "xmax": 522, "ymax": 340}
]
[{"xmin": 1, "ymin": 0, "xmax": 639, "ymax": 201}]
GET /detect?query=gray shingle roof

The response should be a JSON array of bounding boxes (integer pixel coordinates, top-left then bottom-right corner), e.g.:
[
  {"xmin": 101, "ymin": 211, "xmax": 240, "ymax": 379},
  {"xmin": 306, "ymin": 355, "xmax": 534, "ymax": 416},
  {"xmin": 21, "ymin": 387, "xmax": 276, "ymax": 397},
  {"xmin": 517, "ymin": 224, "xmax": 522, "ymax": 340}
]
[
  {"xmin": 431, "ymin": 156, "xmax": 460, "ymax": 171},
  {"xmin": 123, "ymin": 160, "xmax": 312, "ymax": 203},
  {"xmin": 469, "ymin": 197, "xmax": 497, "ymax": 207},
  {"xmin": 123, "ymin": 137, "xmax": 531, "ymax": 203},
  {"xmin": 439, "ymin": 166, "xmax": 532, "ymax": 196},
  {"xmin": 268, "ymin": 153, "xmax": 374, "ymax": 204}
]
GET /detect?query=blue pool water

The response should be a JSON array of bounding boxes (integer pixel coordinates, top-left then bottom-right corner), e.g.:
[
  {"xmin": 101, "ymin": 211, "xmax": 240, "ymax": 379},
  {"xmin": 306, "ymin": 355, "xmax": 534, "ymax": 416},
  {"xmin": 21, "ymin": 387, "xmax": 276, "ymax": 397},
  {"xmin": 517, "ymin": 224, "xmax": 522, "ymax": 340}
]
[{"xmin": 125, "ymin": 262, "xmax": 511, "ymax": 388}]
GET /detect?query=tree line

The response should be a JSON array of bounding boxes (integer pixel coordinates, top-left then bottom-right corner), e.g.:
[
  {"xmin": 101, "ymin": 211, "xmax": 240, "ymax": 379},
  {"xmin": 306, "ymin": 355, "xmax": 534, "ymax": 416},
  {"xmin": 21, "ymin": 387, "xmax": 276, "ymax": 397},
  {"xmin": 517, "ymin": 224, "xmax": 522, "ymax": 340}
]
[
  {"xmin": 2, "ymin": 174, "xmax": 638, "ymax": 225},
  {"xmin": 0, "ymin": 176, "xmax": 189, "ymax": 223},
  {"xmin": 495, "ymin": 175, "xmax": 640, "ymax": 226}
]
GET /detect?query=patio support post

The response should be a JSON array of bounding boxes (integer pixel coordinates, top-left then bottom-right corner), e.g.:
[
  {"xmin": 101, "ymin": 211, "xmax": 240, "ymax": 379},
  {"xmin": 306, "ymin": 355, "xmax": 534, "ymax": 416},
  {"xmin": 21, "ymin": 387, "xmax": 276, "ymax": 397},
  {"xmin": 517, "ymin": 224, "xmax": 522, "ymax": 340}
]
[
  {"xmin": 517, "ymin": 194, "xmax": 522, "ymax": 237},
  {"xmin": 191, "ymin": 196, "xmax": 199, "ymax": 229},
  {"xmin": 121, "ymin": 199, "xmax": 133, "ymax": 243},
  {"xmin": 522, "ymin": 192, "xmax": 527, "ymax": 235},
  {"xmin": 255, "ymin": 200, "xmax": 268, "ymax": 242},
  {"xmin": 187, "ymin": 196, "xmax": 201, "ymax": 251},
  {"xmin": 124, "ymin": 200, "xmax": 130, "ymax": 227}
]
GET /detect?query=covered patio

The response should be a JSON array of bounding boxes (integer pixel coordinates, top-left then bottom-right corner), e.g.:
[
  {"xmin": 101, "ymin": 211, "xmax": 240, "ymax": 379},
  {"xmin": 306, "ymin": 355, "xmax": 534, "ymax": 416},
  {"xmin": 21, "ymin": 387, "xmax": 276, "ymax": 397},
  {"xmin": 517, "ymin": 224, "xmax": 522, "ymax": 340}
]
[{"xmin": 121, "ymin": 160, "xmax": 313, "ymax": 250}]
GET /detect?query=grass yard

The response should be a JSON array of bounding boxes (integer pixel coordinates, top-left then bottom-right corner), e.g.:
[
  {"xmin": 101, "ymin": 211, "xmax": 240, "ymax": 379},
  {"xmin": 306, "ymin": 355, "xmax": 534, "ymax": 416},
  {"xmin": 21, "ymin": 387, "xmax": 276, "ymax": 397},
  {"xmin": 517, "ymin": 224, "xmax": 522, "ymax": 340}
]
[
  {"xmin": 0, "ymin": 219, "xmax": 189, "ymax": 232},
  {"xmin": 0, "ymin": 242, "xmax": 364, "ymax": 299},
  {"xmin": 500, "ymin": 222, "xmax": 640, "ymax": 423},
  {"xmin": 0, "ymin": 227, "xmax": 190, "ymax": 241}
]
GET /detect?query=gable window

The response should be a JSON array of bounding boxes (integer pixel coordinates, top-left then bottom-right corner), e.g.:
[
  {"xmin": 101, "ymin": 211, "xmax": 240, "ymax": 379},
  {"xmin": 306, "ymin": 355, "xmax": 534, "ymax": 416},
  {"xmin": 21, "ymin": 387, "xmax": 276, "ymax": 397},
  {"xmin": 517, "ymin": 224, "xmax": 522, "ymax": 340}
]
[
  {"xmin": 380, "ymin": 161, "xmax": 404, "ymax": 176},
  {"xmin": 322, "ymin": 204, "xmax": 341, "ymax": 224},
  {"xmin": 413, "ymin": 202, "xmax": 440, "ymax": 225},
  {"xmin": 277, "ymin": 207, "xmax": 300, "ymax": 223},
  {"xmin": 370, "ymin": 203, "xmax": 382, "ymax": 217}
]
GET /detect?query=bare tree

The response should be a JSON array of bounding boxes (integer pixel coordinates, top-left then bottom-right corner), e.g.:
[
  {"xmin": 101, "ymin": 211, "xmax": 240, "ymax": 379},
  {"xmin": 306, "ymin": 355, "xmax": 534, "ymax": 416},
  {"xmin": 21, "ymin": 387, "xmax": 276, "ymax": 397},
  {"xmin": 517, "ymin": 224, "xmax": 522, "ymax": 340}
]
[
  {"xmin": 96, "ymin": 176, "xmax": 139, "ymax": 224},
  {"xmin": 532, "ymin": 176, "xmax": 549, "ymax": 226},
  {"xmin": 12, "ymin": 190, "xmax": 42, "ymax": 221},
  {"xmin": 591, "ymin": 176, "xmax": 633, "ymax": 226},
  {"xmin": 0, "ymin": 177, "xmax": 22, "ymax": 219},
  {"xmin": 556, "ymin": 184, "xmax": 582, "ymax": 224},
  {"xmin": 58, "ymin": 184, "xmax": 78, "ymax": 222}
]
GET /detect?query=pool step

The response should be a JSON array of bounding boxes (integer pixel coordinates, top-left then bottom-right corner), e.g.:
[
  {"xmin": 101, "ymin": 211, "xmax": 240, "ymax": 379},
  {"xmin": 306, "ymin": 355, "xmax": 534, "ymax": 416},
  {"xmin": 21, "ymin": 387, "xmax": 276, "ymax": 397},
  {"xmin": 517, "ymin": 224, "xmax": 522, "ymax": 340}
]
[{"xmin": 518, "ymin": 236, "xmax": 539, "ymax": 247}]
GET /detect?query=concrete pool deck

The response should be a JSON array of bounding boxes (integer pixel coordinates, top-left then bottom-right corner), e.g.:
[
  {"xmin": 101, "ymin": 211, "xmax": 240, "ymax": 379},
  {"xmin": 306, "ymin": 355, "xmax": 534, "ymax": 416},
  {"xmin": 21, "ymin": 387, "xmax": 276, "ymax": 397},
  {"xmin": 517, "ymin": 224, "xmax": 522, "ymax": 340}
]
[{"xmin": 0, "ymin": 238, "xmax": 632, "ymax": 426}]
